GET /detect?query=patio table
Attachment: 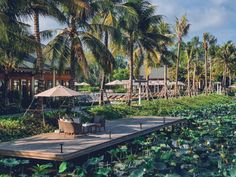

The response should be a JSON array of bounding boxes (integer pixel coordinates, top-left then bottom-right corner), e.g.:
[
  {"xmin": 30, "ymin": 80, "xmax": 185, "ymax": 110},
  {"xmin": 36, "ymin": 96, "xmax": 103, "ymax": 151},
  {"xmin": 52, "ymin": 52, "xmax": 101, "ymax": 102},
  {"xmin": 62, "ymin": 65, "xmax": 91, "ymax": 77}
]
[{"xmin": 82, "ymin": 123, "xmax": 99, "ymax": 133}]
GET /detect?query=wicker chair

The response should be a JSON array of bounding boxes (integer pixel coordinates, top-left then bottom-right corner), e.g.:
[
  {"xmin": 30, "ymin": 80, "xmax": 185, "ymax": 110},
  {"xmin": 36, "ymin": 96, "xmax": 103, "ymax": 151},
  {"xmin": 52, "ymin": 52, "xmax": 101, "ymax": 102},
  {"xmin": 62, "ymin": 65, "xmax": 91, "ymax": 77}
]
[
  {"xmin": 92, "ymin": 115, "xmax": 106, "ymax": 132},
  {"xmin": 58, "ymin": 120, "xmax": 83, "ymax": 135}
]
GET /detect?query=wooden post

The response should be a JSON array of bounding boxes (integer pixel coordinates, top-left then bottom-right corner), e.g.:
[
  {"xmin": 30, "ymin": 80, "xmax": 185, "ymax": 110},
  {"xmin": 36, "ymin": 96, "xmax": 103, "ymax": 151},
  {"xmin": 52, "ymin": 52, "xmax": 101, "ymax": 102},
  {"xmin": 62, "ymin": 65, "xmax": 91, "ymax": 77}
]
[
  {"xmin": 163, "ymin": 117, "xmax": 166, "ymax": 124},
  {"xmin": 109, "ymin": 131, "xmax": 112, "ymax": 139},
  {"xmin": 139, "ymin": 123, "xmax": 143, "ymax": 130},
  {"xmin": 53, "ymin": 68, "xmax": 56, "ymax": 87},
  {"xmin": 138, "ymin": 82, "xmax": 141, "ymax": 106},
  {"xmin": 31, "ymin": 76, "xmax": 35, "ymax": 98}
]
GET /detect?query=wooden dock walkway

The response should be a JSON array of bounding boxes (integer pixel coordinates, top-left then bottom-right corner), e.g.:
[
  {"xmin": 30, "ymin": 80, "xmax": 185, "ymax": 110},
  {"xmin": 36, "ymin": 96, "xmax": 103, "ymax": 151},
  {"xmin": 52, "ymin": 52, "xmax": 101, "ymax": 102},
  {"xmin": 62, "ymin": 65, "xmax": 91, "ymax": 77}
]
[{"xmin": 0, "ymin": 117, "xmax": 184, "ymax": 161}]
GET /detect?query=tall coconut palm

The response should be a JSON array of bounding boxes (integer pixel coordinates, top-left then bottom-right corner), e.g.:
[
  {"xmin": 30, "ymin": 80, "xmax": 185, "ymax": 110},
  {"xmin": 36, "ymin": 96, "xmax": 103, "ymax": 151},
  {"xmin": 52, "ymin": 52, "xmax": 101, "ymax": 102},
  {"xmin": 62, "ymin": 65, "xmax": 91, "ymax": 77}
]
[
  {"xmin": 20, "ymin": 0, "xmax": 66, "ymax": 121},
  {"xmin": 185, "ymin": 37, "xmax": 199, "ymax": 97},
  {"xmin": 0, "ymin": 0, "xmax": 35, "ymax": 105},
  {"xmin": 44, "ymin": 0, "xmax": 115, "ymax": 91},
  {"xmin": 203, "ymin": 33, "xmax": 208, "ymax": 95},
  {"xmin": 24, "ymin": 0, "xmax": 65, "ymax": 88},
  {"xmin": 207, "ymin": 35, "xmax": 217, "ymax": 92},
  {"xmin": 217, "ymin": 41, "xmax": 236, "ymax": 92},
  {"xmin": 156, "ymin": 21, "xmax": 174, "ymax": 99},
  {"xmin": 93, "ymin": 0, "xmax": 133, "ymax": 106},
  {"xmin": 174, "ymin": 15, "xmax": 190, "ymax": 97},
  {"xmin": 191, "ymin": 38, "xmax": 202, "ymax": 95},
  {"xmin": 119, "ymin": 0, "xmax": 167, "ymax": 105}
]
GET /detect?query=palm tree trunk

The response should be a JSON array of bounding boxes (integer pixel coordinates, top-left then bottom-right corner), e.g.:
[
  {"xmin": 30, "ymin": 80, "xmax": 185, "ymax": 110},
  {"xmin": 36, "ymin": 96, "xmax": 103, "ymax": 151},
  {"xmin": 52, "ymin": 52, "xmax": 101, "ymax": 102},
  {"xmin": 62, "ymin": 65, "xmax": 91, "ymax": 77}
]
[
  {"xmin": 69, "ymin": 17, "xmax": 76, "ymax": 89},
  {"xmin": 3, "ymin": 71, "xmax": 9, "ymax": 106},
  {"xmin": 146, "ymin": 75, "xmax": 150, "ymax": 100},
  {"xmin": 187, "ymin": 58, "xmax": 191, "ymax": 97},
  {"xmin": 34, "ymin": 11, "xmax": 44, "ymax": 123},
  {"xmin": 34, "ymin": 11, "xmax": 43, "ymax": 76},
  {"xmin": 204, "ymin": 49, "xmax": 208, "ymax": 95},
  {"xmin": 99, "ymin": 71, "xmax": 105, "ymax": 106},
  {"xmin": 209, "ymin": 58, "xmax": 212, "ymax": 93},
  {"xmin": 175, "ymin": 39, "xmax": 181, "ymax": 97},
  {"xmin": 222, "ymin": 63, "xmax": 227, "ymax": 92},
  {"xmin": 99, "ymin": 31, "xmax": 109, "ymax": 106},
  {"xmin": 193, "ymin": 63, "xmax": 196, "ymax": 95},
  {"xmin": 128, "ymin": 35, "xmax": 134, "ymax": 106},
  {"xmin": 164, "ymin": 64, "xmax": 168, "ymax": 99},
  {"xmin": 229, "ymin": 71, "xmax": 232, "ymax": 86}
]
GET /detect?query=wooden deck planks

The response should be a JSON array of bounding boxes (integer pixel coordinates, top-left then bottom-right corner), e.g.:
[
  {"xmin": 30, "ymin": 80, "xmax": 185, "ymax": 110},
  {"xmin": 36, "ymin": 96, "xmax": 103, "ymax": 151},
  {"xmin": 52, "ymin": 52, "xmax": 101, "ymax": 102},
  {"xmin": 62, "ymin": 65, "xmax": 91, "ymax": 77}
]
[{"xmin": 0, "ymin": 117, "xmax": 184, "ymax": 161}]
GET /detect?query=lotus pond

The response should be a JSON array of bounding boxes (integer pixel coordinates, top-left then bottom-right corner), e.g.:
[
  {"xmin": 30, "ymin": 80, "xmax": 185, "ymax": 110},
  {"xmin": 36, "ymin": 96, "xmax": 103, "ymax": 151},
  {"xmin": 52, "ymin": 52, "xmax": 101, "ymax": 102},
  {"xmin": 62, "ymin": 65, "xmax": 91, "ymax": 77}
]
[{"xmin": 0, "ymin": 102, "xmax": 236, "ymax": 177}]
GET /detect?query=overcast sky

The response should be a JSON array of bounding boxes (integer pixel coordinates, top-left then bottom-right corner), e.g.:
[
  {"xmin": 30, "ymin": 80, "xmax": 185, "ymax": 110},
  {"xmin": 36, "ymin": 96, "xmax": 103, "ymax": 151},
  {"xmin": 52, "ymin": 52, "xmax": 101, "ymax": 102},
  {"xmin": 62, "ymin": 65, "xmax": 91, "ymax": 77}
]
[{"xmin": 27, "ymin": 0, "xmax": 235, "ymax": 44}]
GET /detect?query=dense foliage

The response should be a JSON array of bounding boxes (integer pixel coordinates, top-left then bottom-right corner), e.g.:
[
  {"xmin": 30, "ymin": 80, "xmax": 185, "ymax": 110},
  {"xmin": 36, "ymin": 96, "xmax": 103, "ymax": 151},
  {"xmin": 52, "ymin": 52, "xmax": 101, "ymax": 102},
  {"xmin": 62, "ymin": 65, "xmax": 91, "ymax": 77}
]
[
  {"xmin": 0, "ymin": 97, "xmax": 236, "ymax": 176},
  {"xmin": 89, "ymin": 94, "xmax": 232, "ymax": 119}
]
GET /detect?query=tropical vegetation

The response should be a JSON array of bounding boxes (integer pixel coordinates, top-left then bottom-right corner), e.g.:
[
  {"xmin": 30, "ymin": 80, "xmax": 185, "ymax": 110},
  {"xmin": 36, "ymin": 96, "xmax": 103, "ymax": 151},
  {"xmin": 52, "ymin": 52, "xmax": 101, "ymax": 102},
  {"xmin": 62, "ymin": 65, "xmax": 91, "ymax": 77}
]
[
  {"xmin": 0, "ymin": 95, "xmax": 236, "ymax": 176},
  {"xmin": 0, "ymin": 0, "xmax": 236, "ymax": 176}
]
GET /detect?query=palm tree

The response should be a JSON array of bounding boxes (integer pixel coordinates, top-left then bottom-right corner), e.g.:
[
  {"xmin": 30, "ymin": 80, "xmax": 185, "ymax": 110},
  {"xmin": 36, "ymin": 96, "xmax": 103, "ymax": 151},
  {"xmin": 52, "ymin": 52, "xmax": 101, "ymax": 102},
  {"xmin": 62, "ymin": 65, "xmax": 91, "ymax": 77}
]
[
  {"xmin": 174, "ymin": 15, "xmax": 190, "ymax": 97},
  {"xmin": 156, "ymin": 21, "xmax": 174, "ymax": 99},
  {"xmin": 93, "ymin": 0, "xmax": 132, "ymax": 106},
  {"xmin": 119, "ymin": 0, "xmax": 166, "ymax": 105},
  {"xmin": 0, "ymin": 0, "xmax": 35, "ymax": 106},
  {"xmin": 185, "ymin": 37, "xmax": 199, "ymax": 97},
  {"xmin": 217, "ymin": 41, "xmax": 236, "ymax": 92},
  {"xmin": 24, "ymin": 0, "xmax": 64, "ymax": 89},
  {"xmin": 44, "ymin": 0, "xmax": 115, "ymax": 91},
  {"xmin": 207, "ymin": 35, "xmax": 217, "ymax": 92},
  {"xmin": 191, "ymin": 39, "xmax": 202, "ymax": 96},
  {"xmin": 15, "ymin": 0, "xmax": 66, "ymax": 121},
  {"xmin": 203, "ymin": 33, "xmax": 209, "ymax": 95}
]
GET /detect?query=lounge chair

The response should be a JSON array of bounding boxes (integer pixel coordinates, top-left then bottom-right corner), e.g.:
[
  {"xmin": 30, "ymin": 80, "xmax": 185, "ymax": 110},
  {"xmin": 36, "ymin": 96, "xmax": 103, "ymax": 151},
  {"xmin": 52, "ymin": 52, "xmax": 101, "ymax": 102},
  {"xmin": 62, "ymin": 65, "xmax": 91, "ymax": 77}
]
[
  {"xmin": 58, "ymin": 119, "xmax": 83, "ymax": 135},
  {"xmin": 92, "ymin": 115, "xmax": 106, "ymax": 132}
]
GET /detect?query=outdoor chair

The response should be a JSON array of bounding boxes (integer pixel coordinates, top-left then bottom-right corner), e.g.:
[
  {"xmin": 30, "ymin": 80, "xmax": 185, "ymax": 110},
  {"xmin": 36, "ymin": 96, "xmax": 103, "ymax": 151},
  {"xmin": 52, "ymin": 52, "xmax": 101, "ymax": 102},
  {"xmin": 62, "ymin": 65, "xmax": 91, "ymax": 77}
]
[
  {"xmin": 92, "ymin": 115, "xmax": 106, "ymax": 132},
  {"xmin": 58, "ymin": 119, "xmax": 83, "ymax": 135}
]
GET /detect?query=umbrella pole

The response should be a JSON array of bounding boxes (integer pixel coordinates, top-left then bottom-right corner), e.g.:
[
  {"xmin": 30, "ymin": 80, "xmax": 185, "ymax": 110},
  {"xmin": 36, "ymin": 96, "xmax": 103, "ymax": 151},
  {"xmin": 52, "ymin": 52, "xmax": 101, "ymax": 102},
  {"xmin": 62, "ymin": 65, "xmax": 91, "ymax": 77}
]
[
  {"xmin": 23, "ymin": 97, "xmax": 35, "ymax": 117},
  {"xmin": 42, "ymin": 98, "xmax": 45, "ymax": 126},
  {"xmin": 73, "ymin": 96, "xmax": 75, "ymax": 117}
]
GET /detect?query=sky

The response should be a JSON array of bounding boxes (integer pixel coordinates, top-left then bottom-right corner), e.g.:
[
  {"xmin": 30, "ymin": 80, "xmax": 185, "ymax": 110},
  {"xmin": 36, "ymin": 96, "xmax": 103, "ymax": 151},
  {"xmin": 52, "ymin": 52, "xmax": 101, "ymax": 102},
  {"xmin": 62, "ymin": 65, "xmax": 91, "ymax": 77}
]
[
  {"xmin": 152, "ymin": 0, "xmax": 236, "ymax": 44},
  {"xmin": 27, "ymin": 0, "xmax": 236, "ymax": 44}
]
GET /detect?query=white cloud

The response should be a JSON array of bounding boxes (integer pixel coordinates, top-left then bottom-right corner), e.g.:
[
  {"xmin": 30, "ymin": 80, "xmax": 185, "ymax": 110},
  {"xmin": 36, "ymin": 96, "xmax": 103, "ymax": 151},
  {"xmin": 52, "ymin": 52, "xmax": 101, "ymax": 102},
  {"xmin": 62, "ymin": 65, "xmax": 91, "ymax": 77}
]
[
  {"xmin": 210, "ymin": 0, "xmax": 228, "ymax": 6},
  {"xmin": 189, "ymin": 8, "xmax": 226, "ymax": 32},
  {"xmin": 154, "ymin": 0, "xmax": 236, "ymax": 43},
  {"xmin": 25, "ymin": 16, "xmax": 64, "ymax": 33}
]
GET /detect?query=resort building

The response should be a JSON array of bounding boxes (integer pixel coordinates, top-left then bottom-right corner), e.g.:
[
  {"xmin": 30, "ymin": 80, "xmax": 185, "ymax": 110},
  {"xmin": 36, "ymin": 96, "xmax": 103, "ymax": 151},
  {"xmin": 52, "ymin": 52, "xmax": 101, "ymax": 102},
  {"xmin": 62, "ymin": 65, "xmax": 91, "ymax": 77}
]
[{"xmin": 0, "ymin": 55, "xmax": 71, "ymax": 98}]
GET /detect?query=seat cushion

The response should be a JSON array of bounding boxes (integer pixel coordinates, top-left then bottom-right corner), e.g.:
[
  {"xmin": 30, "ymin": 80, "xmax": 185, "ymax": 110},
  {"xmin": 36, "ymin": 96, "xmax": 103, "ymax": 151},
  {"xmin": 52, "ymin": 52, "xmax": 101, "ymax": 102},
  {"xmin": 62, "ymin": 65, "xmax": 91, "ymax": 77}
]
[
  {"xmin": 94, "ymin": 116, "xmax": 103, "ymax": 123},
  {"xmin": 73, "ymin": 118, "xmax": 81, "ymax": 124}
]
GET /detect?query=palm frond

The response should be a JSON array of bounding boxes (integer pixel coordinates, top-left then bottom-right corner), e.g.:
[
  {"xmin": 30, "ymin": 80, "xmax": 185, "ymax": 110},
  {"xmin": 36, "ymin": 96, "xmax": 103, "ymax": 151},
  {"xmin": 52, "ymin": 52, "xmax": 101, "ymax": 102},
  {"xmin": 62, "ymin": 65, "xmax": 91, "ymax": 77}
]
[{"xmin": 82, "ymin": 32, "xmax": 115, "ymax": 74}]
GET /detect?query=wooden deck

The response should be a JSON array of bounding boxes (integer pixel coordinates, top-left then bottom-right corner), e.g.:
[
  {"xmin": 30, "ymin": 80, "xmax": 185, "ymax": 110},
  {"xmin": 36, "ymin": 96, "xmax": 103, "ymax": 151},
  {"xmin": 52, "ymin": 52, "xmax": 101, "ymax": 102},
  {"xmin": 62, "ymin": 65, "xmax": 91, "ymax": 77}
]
[{"xmin": 0, "ymin": 117, "xmax": 184, "ymax": 161}]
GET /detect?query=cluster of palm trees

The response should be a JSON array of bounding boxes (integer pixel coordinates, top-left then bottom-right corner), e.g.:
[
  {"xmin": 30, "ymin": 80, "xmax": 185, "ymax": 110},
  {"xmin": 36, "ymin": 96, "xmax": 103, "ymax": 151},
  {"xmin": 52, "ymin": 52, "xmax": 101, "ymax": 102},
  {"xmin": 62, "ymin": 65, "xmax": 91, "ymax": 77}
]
[
  {"xmin": 181, "ymin": 34, "xmax": 236, "ymax": 97},
  {"xmin": 0, "ymin": 0, "xmax": 236, "ymax": 108}
]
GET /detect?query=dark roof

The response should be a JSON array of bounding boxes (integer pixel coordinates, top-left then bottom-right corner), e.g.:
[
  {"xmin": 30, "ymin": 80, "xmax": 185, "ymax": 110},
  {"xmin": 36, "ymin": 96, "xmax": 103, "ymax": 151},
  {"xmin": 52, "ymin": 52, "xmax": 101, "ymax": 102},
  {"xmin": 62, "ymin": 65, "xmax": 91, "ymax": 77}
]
[{"xmin": 18, "ymin": 54, "xmax": 51, "ymax": 70}]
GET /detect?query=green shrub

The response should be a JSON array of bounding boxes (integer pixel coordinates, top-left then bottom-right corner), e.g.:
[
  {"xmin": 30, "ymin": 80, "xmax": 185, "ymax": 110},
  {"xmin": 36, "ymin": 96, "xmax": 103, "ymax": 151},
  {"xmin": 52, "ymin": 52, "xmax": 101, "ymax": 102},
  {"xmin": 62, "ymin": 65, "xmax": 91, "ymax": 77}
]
[
  {"xmin": 88, "ymin": 94, "xmax": 232, "ymax": 119},
  {"xmin": 113, "ymin": 87, "xmax": 127, "ymax": 93},
  {"xmin": 0, "ymin": 94, "xmax": 232, "ymax": 142},
  {"xmin": 89, "ymin": 105, "xmax": 135, "ymax": 120},
  {"xmin": 89, "ymin": 87, "xmax": 100, "ymax": 92}
]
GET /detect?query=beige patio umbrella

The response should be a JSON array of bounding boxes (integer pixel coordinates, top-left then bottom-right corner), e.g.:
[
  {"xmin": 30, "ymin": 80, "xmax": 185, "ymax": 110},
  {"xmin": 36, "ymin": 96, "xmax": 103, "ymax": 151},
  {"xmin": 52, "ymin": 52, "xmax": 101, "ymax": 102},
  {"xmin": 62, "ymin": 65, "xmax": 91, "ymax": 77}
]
[
  {"xmin": 75, "ymin": 82, "xmax": 90, "ymax": 86},
  {"xmin": 229, "ymin": 84, "xmax": 236, "ymax": 88},
  {"xmin": 168, "ymin": 81, "xmax": 185, "ymax": 86},
  {"xmin": 105, "ymin": 80, "xmax": 123, "ymax": 86},
  {"xmin": 34, "ymin": 85, "xmax": 80, "ymax": 97}
]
